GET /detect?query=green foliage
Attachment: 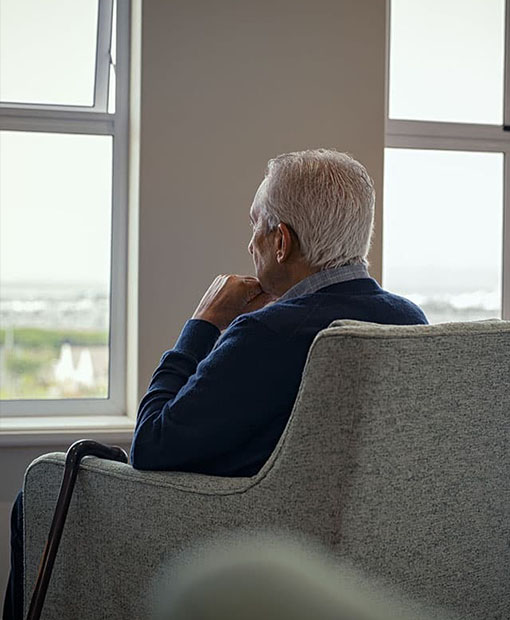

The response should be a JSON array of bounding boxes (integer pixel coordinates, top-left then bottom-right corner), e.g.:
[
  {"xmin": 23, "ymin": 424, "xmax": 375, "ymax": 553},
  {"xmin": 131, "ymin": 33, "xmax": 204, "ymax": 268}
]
[
  {"xmin": 0, "ymin": 327, "xmax": 109, "ymax": 399},
  {"xmin": 4, "ymin": 349, "xmax": 54, "ymax": 376},
  {"xmin": 0, "ymin": 327, "xmax": 108, "ymax": 350}
]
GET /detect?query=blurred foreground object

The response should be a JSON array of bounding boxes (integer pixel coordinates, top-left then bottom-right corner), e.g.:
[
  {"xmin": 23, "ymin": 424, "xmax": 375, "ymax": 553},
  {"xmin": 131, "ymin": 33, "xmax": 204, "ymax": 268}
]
[{"xmin": 153, "ymin": 534, "xmax": 451, "ymax": 620}]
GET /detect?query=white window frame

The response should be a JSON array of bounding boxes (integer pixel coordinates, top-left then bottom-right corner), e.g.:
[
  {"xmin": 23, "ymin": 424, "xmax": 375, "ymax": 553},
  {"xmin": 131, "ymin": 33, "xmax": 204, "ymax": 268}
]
[
  {"xmin": 0, "ymin": 0, "xmax": 130, "ymax": 417},
  {"xmin": 384, "ymin": 0, "xmax": 510, "ymax": 322}
]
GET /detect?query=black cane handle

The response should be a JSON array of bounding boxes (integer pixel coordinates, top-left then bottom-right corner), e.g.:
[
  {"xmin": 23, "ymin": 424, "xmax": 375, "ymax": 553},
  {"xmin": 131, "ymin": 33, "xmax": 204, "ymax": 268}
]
[
  {"xmin": 64, "ymin": 439, "xmax": 128, "ymax": 469},
  {"xmin": 26, "ymin": 440, "xmax": 129, "ymax": 620}
]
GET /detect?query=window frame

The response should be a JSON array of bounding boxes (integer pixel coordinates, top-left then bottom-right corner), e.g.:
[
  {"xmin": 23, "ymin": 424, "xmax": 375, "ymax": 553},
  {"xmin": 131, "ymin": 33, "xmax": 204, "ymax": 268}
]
[
  {"xmin": 0, "ymin": 0, "xmax": 130, "ymax": 417},
  {"xmin": 384, "ymin": 0, "xmax": 510, "ymax": 322}
]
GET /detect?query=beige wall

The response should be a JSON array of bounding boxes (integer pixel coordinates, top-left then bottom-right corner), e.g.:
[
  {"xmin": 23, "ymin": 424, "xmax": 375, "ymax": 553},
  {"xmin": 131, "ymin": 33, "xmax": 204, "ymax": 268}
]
[
  {"xmin": 1, "ymin": 0, "xmax": 386, "ymax": 595},
  {"xmin": 137, "ymin": 0, "xmax": 386, "ymax": 395}
]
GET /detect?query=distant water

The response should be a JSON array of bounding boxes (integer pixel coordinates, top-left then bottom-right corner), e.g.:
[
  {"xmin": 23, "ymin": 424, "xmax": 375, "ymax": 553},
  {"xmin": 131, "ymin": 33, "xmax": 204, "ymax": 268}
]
[
  {"xmin": 0, "ymin": 283, "xmax": 109, "ymax": 330},
  {"xmin": 404, "ymin": 290, "xmax": 501, "ymax": 324},
  {"xmin": 0, "ymin": 283, "xmax": 502, "ymax": 330}
]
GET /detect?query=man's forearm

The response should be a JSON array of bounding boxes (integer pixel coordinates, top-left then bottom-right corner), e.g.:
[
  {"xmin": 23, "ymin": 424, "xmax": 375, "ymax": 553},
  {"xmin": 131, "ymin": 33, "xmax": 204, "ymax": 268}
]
[
  {"xmin": 129, "ymin": 313, "xmax": 283, "ymax": 474},
  {"xmin": 132, "ymin": 319, "xmax": 220, "ymax": 451}
]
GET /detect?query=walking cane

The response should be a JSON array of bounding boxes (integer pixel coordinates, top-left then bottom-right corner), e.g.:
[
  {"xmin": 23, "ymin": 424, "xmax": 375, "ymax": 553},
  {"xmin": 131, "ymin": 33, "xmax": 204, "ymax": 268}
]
[{"xmin": 26, "ymin": 439, "xmax": 129, "ymax": 620}]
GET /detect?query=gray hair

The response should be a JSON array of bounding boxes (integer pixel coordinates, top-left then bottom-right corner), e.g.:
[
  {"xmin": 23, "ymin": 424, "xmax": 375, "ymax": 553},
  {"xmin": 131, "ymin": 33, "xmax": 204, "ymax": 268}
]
[{"xmin": 260, "ymin": 149, "xmax": 375, "ymax": 269}]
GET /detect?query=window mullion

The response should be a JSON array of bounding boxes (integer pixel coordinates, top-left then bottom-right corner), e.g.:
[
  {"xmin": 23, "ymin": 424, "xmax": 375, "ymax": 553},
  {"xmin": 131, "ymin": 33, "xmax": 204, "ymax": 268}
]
[
  {"xmin": 387, "ymin": 119, "xmax": 510, "ymax": 143},
  {"xmin": 107, "ymin": 0, "xmax": 131, "ymax": 415},
  {"xmin": 94, "ymin": 0, "xmax": 114, "ymax": 113},
  {"xmin": 505, "ymin": 0, "xmax": 510, "ymax": 128},
  {"xmin": 386, "ymin": 133, "xmax": 510, "ymax": 154},
  {"xmin": 0, "ymin": 110, "xmax": 114, "ymax": 136},
  {"xmin": 503, "ymin": 154, "xmax": 510, "ymax": 320}
]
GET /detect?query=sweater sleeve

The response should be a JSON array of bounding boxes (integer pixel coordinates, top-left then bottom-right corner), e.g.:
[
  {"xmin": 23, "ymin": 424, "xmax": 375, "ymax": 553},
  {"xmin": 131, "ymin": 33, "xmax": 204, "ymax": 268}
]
[{"xmin": 130, "ymin": 314, "xmax": 285, "ymax": 473}]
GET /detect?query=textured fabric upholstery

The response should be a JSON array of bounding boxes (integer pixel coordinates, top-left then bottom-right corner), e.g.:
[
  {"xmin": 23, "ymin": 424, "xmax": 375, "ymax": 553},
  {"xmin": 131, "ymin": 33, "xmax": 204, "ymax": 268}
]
[{"xmin": 23, "ymin": 319, "xmax": 510, "ymax": 619}]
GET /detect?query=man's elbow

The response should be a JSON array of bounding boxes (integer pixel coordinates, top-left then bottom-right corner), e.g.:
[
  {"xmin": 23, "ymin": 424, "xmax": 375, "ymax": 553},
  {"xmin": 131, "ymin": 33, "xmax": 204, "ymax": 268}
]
[
  {"xmin": 130, "ymin": 419, "xmax": 164, "ymax": 470},
  {"xmin": 130, "ymin": 440, "xmax": 154, "ymax": 471},
  {"xmin": 130, "ymin": 436, "xmax": 179, "ymax": 471},
  {"xmin": 130, "ymin": 424, "xmax": 193, "ymax": 472}
]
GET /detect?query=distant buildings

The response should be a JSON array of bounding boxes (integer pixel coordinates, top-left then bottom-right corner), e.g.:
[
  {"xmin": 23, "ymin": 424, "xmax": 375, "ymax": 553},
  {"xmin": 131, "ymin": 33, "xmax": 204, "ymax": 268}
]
[{"xmin": 54, "ymin": 343, "xmax": 108, "ymax": 393}]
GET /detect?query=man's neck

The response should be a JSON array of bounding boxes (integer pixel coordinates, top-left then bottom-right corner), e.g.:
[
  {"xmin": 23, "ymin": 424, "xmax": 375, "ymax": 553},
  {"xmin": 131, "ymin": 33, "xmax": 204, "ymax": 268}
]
[
  {"xmin": 274, "ymin": 263, "xmax": 321, "ymax": 298},
  {"xmin": 277, "ymin": 262, "xmax": 370, "ymax": 303}
]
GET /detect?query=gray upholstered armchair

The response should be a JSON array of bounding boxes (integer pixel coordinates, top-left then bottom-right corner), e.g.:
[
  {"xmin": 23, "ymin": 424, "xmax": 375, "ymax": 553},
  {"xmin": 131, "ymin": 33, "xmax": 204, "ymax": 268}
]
[{"xmin": 22, "ymin": 319, "xmax": 510, "ymax": 619}]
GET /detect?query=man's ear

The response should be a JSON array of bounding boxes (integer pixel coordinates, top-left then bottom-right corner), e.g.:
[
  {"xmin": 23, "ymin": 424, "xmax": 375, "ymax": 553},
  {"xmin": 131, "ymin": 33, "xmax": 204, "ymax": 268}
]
[{"xmin": 275, "ymin": 223, "xmax": 293, "ymax": 264}]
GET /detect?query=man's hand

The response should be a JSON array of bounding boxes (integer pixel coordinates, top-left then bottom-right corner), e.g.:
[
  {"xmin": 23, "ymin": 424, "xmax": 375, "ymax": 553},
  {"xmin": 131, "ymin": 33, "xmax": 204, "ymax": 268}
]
[{"xmin": 192, "ymin": 275, "xmax": 277, "ymax": 331}]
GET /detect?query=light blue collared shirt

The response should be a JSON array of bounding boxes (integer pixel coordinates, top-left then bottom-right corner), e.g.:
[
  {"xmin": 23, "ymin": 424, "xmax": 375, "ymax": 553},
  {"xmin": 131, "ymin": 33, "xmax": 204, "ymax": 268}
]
[{"xmin": 278, "ymin": 263, "xmax": 370, "ymax": 302}]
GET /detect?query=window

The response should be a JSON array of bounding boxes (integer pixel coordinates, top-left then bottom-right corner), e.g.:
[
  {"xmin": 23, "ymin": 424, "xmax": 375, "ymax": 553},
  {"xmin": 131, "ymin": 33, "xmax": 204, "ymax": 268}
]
[
  {"xmin": 384, "ymin": 0, "xmax": 510, "ymax": 323},
  {"xmin": 0, "ymin": 0, "xmax": 130, "ymax": 416}
]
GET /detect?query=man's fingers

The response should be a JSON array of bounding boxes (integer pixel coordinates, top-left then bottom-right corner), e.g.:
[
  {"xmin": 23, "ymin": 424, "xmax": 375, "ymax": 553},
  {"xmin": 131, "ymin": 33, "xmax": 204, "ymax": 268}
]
[
  {"xmin": 244, "ymin": 281, "xmax": 263, "ymax": 300},
  {"xmin": 193, "ymin": 274, "xmax": 271, "ymax": 329},
  {"xmin": 222, "ymin": 275, "xmax": 263, "ymax": 300},
  {"xmin": 244, "ymin": 291, "xmax": 276, "ymax": 312}
]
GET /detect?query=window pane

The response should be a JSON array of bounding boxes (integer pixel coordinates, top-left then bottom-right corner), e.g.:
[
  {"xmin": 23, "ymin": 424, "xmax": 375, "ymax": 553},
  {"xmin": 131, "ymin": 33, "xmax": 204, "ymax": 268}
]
[
  {"xmin": 0, "ymin": 132, "xmax": 112, "ymax": 399},
  {"xmin": 0, "ymin": 0, "xmax": 99, "ymax": 106},
  {"xmin": 389, "ymin": 0, "xmax": 505, "ymax": 124},
  {"xmin": 383, "ymin": 148, "xmax": 503, "ymax": 323}
]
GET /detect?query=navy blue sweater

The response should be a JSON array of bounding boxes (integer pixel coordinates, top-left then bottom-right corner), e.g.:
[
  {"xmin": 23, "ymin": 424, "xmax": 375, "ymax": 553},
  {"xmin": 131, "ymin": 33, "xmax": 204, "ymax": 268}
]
[{"xmin": 131, "ymin": 278, "xmax": 428, "ymax": 476}]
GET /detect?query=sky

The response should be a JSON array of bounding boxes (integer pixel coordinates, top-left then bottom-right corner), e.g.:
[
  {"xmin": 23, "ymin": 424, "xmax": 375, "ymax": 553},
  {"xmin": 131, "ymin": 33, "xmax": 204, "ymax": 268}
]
[
  {"xmin": 0, "ymin": 0, "xmax": 98, "ymax": 106},
  {"xmin": 383, "ymin": 148, "xmax": 503, "ymax": 295},
  {"xmin": 0, "ymin": 0, "xmax": 112, "ymax": 288},
  {"xmin": 389, "ymin": 0, "xmax": 505, "ymax": 124},
  {"xmin": 0, "ymin": 131, "xmax": 112, "ymax": 288},
  {"xmin": 0, "ymin": 0, "xmax": 507, "ymax": 298}
]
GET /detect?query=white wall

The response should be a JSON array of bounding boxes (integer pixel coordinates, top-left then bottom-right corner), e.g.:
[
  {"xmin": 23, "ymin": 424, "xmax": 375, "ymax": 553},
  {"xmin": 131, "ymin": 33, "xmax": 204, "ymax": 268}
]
[{"xmin": 0, "ymin": 0, "xmax": 386, "ymax": 596}]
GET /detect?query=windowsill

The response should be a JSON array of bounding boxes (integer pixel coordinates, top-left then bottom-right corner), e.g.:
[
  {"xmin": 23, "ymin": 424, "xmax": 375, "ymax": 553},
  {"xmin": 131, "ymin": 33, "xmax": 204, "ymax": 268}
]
[{"xmin": 0, "ymin": 415, "xmax": 134, "ymax": 447}]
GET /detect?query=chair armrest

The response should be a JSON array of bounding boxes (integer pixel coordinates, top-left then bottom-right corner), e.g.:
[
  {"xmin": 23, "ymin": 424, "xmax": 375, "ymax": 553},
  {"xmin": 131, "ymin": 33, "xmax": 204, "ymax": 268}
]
[
  {"xmin": 22, "ymin": 452, "xmax": 266, "ymax": 619},
  {"xmin": 25, "ymin": 451, "xmax": 257, "ymax": 495}
]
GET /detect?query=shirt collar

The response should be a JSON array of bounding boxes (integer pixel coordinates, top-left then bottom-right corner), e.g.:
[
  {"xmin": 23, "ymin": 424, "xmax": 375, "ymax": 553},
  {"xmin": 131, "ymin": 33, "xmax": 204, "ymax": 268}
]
[{"xmin": 278, "ymin": 263, "xmax": 370, "ymax": 302}]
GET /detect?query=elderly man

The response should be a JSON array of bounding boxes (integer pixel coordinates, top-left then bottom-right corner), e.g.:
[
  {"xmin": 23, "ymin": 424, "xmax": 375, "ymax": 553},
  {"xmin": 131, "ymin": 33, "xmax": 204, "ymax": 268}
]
[
  {"xmin": 130, "ymin": 149, "xmax": 427, "ymax": 476},
  {"xmin": 3, "ymin": 149, "xmax": 426, "ymax": 620}
]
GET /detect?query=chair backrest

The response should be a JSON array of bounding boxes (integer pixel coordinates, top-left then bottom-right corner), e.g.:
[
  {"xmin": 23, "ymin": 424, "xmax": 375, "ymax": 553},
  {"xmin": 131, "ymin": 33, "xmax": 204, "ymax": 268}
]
[{"xmin": 260, "ymin": 319, "xmax": 510, "ymax": 619}]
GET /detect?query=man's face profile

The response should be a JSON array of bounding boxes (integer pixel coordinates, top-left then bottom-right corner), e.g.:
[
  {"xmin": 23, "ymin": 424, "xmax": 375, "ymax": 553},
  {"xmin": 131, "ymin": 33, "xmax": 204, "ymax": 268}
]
[{"xmin": 248, "ymin": 179, "xmax": 278, "ymax": 292}]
